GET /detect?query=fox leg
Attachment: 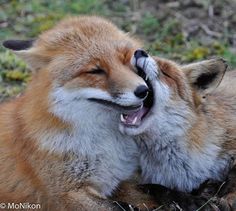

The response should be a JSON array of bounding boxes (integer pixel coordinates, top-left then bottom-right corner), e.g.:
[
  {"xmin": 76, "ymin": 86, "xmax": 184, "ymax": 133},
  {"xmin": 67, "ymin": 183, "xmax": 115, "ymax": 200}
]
[
  {"xmin": 112, "ymin": 165, "xmax": 236, "ymax": 211},
  {"xmin": 111, "ymin": 179, "xmax": 161, "ymax": 210},
  {"xmin": 218, "ymin": 164, "xmax": 236, "ymax": 210},
  {"xmin": 62, "ymin": 187, "xmax": 128, "ymax": 211}
]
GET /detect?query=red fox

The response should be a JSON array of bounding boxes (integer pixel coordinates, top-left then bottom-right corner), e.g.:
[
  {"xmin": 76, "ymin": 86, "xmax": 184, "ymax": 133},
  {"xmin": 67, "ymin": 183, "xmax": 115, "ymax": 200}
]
[
  {"xmin": 0, "ymin": 16, "xmax": 157, "ymax": 210},
  {"xmin": 119, "ymin": 49, "xmax": 236, "ymax": 207}
]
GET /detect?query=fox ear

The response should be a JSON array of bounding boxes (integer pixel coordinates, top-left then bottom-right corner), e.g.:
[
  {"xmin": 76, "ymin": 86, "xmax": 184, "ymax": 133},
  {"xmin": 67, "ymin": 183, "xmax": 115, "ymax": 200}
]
[
  {"xmin": 2, "ymin": 39, "xmax": 49, "ymax": 71},
  {"xmin": 182, "ymin": 58, "xmax": 228, "ymax": 96},
  {"xmin": 3, "ymin": 39, "xmax": 34, "ymax": 51}
]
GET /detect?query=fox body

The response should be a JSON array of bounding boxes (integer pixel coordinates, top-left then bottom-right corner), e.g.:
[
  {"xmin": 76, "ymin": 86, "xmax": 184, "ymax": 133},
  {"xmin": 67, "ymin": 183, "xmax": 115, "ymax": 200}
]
[
  {"xmin": 0, "ymin": 16, "xmax": 152, "ymax": 210},
  {"xmin": 119, "ymin": 50, "xmax": 236, "ymax": 193}
]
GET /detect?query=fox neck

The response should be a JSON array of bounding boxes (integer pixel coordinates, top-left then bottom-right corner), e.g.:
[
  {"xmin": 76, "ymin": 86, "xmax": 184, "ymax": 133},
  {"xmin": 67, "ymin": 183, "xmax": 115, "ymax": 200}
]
[{"xmin": 138, "ymin": 102, "xmax": 231, "ymax": 192}]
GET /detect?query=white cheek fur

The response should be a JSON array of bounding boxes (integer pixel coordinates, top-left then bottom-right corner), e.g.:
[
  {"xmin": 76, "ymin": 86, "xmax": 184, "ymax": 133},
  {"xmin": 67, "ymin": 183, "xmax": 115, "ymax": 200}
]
[
  {"xmin": 32, "ymin": 86, "xmax": 139, "ymax": 197},
  {"xmin": 50, "ymin": 87, "xmax": 112, "ymax": 124}
]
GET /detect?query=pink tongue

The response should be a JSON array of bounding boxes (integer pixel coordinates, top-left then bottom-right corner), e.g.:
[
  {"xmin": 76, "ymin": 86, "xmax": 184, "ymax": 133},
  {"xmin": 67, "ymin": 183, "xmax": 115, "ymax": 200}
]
[{"xmin": 124, "ymin": 107, "xmax": 149, "ymax": 125}]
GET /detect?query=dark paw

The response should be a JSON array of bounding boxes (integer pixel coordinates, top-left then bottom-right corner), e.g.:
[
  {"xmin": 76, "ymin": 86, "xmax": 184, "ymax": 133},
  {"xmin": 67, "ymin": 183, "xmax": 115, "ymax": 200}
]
[
  {"xmin": 192, "ymin": 179, "xmax": 223, "ymax": 197},
  {"xmin": 170, "ymin": 192, "xmax": 213, "ymax": 210},
  {"xmin": 218, "ymin": 165, "xmax": 236, "ymax": 197},
  {"xmin": 138, "ymin": 184, "xmax": 224, "ymax": 211},
  {"xmin": 213, "ymin": 197, "xmax": 232, "ymax": 211}
]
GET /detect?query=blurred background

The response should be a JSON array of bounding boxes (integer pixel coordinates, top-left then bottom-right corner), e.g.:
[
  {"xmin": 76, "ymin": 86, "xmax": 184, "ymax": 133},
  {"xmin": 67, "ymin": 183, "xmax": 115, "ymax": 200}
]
[{"xmin": 0, "ymin": 0, "xmax": 235, "ymax": 101}]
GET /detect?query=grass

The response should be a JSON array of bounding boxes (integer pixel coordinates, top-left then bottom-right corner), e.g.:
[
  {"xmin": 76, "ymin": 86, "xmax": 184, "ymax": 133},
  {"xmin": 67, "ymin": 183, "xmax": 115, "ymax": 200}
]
[{"xmin": 0, "ymin": 0, "xmax": 235, "ymax": 99}]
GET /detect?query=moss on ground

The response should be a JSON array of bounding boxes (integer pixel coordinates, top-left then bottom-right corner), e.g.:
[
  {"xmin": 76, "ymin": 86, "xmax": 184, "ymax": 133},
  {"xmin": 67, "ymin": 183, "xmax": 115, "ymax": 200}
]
[{"xmin": 0, "ymin": 0, "xmax": 235, "ymax": 100}]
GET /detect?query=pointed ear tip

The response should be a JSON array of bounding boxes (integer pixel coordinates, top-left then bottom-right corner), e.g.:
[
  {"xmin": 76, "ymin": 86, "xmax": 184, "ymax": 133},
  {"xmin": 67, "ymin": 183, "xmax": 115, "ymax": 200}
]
[
  {"xmin": 2, "ymin": 40, "xmax": 11, "ymax": 49},
  {"xmin": 209, "ymin": 57, "xmax": 228, "ymax": 70},
  {"xmin": 2, "ymin": 40, "xmax": 19, "ymax": 50},
  {"xmin": 2, "ymin": 39, "xmax": 34, "ymax": 51},
  {"xmin": 216, "ymin": 57, "xmax": 227, "ymax": 64},
  {"xmin": 209, "ymin": 57, "xmax": 226, "ymax": 62},
  {"xmin": 218, "ymin": 57, "xmax": 228, "ymax": 70}
]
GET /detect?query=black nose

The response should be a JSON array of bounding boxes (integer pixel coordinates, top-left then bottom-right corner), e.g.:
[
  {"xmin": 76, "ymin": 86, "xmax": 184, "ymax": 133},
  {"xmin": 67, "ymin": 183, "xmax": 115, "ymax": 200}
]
[
  {"xmin": 134, "ymin": 85, "xmax": 149, "ymax": 99},
  {"xmin": 134, "ymin": 49, "xmax": 148, "ymax": 60}
]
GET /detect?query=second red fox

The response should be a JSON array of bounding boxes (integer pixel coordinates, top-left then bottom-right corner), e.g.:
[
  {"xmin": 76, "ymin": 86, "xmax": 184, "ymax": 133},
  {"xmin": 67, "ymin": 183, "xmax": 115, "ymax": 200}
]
[{"xmin": 123, "ymin": 49, "xmax": 236, "ymax": 208}]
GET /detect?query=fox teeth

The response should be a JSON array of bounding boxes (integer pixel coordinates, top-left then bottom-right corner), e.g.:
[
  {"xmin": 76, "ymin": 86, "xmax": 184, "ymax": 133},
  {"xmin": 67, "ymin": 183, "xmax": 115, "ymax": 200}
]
[
  {"xmin": 132, "ymin": 117, "xmax": 138, "ymax": 125},
  {"xmin": 120, "ymin": 114, "xmax": 126, "ymax": 123},
  {"xmin": 145, "ymin": 75, "xmax": 149, "ymax": 81}
]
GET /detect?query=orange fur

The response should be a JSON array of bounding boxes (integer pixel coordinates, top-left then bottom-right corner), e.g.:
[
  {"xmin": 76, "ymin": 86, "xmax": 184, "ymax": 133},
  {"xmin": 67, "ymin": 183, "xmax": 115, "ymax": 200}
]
[{"xmin": 0, "ymin": 16, "xmax": 156, "ymax": 210}]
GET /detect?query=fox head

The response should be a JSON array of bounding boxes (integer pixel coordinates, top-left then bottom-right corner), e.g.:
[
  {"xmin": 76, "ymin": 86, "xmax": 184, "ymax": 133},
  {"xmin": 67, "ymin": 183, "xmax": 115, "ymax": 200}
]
[
  {"xmin": 3, "ymin": 16, "xmax": 148, "ymax": 125},
  {"xmin": 119, "ymin": 49, "xmax": 228, "ymax": 135}
]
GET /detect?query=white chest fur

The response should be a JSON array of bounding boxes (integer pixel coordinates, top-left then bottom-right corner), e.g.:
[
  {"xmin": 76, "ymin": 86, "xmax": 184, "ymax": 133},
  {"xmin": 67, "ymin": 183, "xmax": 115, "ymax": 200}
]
[
  {"xmin": 36, "ymin": 87, "xmax": 139, "ymax": 197},
  {"xmin": 138, "ymin": 105, "xmax": 230, "ymax": 192}
]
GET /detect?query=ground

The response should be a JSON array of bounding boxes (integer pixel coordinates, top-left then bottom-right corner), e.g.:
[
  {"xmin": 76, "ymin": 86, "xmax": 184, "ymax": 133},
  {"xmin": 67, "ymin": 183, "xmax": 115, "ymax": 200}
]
[
  {"xmin": 0, "ymin": 0, "xmax": 235, "ymax": 101},
  {"xmin": 0, "ymin": 1, "xmax": 236, "ymax": 209}
]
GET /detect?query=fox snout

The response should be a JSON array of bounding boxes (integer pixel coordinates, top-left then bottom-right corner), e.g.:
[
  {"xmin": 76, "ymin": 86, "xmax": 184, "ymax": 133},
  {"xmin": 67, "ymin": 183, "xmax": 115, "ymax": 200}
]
[
  {"xmin": 134, "ymin": 85, "xmax": 149, "ymax": 99},
  {"xmin": 131, "ymin": 50, "xmax": 159, "ymax": 82},
  {"xmin": 119, "ymin": 50, "xmax": 158, "ymax": 135},
  {"xmin": 134, "ymin": 49, "xmax": 148, "ymax": 59}
]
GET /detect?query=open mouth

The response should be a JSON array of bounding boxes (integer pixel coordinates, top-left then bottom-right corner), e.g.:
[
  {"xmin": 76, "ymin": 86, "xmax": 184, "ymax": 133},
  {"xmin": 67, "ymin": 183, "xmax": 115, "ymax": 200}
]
[
  {"xmin": 120, "ymin": 66, "xmax": 154, "ymax": 127},
  {"xmin": 88, "ymin": 98, "xmax": 143, "ymax": 112},
  {"xmin": 88, "ymin": 66, "xmax": 154, "ymax": 127}
]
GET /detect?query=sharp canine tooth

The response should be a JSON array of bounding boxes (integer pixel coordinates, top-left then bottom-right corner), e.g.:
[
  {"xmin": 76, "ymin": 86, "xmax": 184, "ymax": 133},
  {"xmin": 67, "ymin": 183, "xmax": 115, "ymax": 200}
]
[
  {"xmin": 120, "ymin": 114, "xmax": 126, "ymax": 123},
  {"xmin": 132, "ymin": 117, "xmax": 138, "ymax": 125},
  {"xmin": 145, "ymin": 75, "xmax": 148, "ymax": 81}
]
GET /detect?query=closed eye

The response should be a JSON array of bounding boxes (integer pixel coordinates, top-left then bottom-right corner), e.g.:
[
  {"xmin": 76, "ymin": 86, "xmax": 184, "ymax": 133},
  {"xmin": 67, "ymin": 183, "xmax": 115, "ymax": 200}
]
[
  {"xmin": 87, "ymin": 67, "xmax": 106, "ymax": 75},
  {"xmin": 162, "ymin": 70, "xmax": 172, "ymax": 79}
]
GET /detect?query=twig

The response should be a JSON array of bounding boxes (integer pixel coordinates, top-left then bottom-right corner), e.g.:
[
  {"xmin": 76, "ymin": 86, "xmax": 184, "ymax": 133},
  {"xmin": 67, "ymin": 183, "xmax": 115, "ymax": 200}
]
[
  {"xmin": 128, "ymin": 204, "xmax": 135, "ymax": 211},
  {"xmin": 152, "ymin": 204, "xmax": 165, "ymax": 211},
  {"xmin": 142, "ymin": 203, "xmax": 149, "ymax": 211},
  {"xmin": 195, "ymin": 196, "xmax": 215, "ymax": 211},
  {"xmin": 113, "ymin": 201, "xmax": 127, "ymax": 211},
  {"xmin": 195, "ymin": 181, "xmax": 226, "ymax": 211},
  {"xmin": 215, "ymin": 181, "xmax": 226, "ymax": 196},
  {"xmin": 172, "ymin": 201, "xmax": 183, "ymax": 211},
  {"xmin": 208, "ymin": 5, "xmax": 214, "ymax": 18},
  {"xmin": 166, "ymin": 2, "xmax": 180, "ymax": 8},
  {"xmin": 200, "ymin": 24, "xmax": 222, "ymax": 38}
]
